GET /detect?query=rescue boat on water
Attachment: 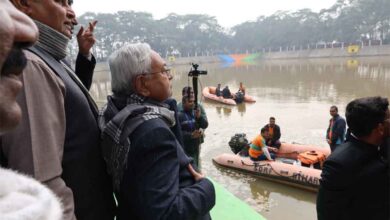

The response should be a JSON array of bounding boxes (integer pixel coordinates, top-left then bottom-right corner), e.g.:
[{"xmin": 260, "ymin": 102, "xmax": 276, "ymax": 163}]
[
  {"xmin": 213, "ymin": 142, "xmax": 330, "ymax": 192},
  {"xmin": 202, "ymin": 86, "xmax": 256, "ymax": 105}
]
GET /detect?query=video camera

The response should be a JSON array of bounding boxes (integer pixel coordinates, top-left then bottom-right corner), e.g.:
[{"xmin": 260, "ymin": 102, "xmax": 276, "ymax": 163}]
[{"xmin": 188, "ymin": 63, "xmax": 207, "ymax": 76}]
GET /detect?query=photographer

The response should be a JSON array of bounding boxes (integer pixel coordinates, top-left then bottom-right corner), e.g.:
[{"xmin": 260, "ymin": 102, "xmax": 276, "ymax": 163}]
[{"xmin": 178, "ymin": 94, "xmax": 209, "ymax": 169}]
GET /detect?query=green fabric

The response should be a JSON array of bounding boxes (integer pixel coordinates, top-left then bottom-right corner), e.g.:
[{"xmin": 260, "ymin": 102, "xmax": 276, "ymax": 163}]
[{"xmin": 210, "ymin": 179, "xmax": 266, "ymax": 220}]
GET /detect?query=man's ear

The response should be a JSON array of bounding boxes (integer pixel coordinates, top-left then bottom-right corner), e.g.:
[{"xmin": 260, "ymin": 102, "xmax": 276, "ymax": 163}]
[
  {"xmin": 134, "ymin": 75, "xmax": 150, "ymax": 97},
  {"xmin": 11, "ymin": 0, "xmax": 32, "ymax": 15}
]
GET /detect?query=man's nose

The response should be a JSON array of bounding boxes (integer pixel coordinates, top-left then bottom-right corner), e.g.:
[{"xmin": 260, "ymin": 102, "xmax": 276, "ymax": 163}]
[{"xmin": 67, "ymin": 6, "xmax": 77, "ymax": 25}]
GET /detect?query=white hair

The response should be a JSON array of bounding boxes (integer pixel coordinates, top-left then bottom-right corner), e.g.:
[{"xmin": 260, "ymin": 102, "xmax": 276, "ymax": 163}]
[{"xmin": 108, "ymin": 43, "xmax": 152, "ymax": 95}]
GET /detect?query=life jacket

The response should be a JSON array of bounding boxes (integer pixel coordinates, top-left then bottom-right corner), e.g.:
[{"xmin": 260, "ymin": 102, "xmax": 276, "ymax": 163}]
[
  {"xmin": 298, "ymin": 151, "xmax": 326, "ymax": 169},
  {"xmin": 249, "ymin": 135, "xmax": 265, "ymax": 158},
  {"xmin": 268, "ymin": 127, "xmax": 274, "ymax": 138}
]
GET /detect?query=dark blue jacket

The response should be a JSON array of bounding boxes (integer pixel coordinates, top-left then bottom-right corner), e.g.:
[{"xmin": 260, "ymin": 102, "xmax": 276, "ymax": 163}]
[
  {"xmin": 178, "ymin": 108, "xmax": 208, "ymax": 155},
  {"xmin": 326, "ymin": 114, "xmax": 346, "ymax": 147},
  {"xmin": 118, "ymin": 118, "xmax": 215, "ymax": 220},
  {"xmin": 317, "ymin": 136, "xmax": 389, "ymax": 220}
]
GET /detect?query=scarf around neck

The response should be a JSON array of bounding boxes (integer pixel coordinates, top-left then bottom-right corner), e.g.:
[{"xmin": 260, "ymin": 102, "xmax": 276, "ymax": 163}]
[
  {"xmin": 98, "ymin": 93, "xmax": 175, "ymax": 191},
  {"xmin": 34, "ymin": 20, "xmax": 69, "ymax": 60}
]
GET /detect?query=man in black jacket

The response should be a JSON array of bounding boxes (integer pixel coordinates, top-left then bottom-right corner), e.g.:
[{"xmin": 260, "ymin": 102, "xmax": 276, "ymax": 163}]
[
  {"xmin": 326, "ymin": 105, "xmax": 346, "ymax": 152},
  {"xmin": 100, "ymin": 43, "xmax": 215, "ymax": 220},
  {"xmin": 317, "ymin": 97, "xmax": 389, "ymax": 220},
  {"xmin": 262, "ymin": 117, "xmax": 281, "ymax": 148}
]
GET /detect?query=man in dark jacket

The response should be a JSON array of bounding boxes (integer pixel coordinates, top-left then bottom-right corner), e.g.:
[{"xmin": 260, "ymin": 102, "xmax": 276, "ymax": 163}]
[
  {"xmin": 262, "ymin": 117, "xmax": 281, "ymax": 148},
  {"xmin": 222, "ymin": 86, "xmax": 233, "ymax": 98},
  {"xmin": 317, "ymin": 97, "xmax": 389, "ymax": 220},
  {"xmin": 178, "ymin": 95, "xmax": 209, "ymax": 168},
  {"xmin": 326, "ymin": 105, "xmax": 346, "ymax": 152},
  {"xmin": 99, "ymin": 43, "xmax": 215, "ymax": 220}
]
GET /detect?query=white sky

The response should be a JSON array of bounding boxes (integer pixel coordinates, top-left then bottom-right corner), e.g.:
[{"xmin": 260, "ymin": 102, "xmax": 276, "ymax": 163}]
[{"xmin": 73, "ymin": 0, "xmax": 337, "ymax": 28}]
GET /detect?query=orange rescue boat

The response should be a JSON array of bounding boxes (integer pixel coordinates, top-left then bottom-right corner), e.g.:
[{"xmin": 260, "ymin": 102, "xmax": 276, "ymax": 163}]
[
  {"xmin": 202, "ymin": 86, "xmax": 256, "ymax": 105},
  {"xmin": 213, "ymin": 143, "xmax": 330, "ymax": 192}
]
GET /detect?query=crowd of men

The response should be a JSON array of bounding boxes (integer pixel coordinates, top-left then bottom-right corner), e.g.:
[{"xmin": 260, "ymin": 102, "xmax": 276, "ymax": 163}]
[
  {"xmin": 0, "ymin": 1, "xmax": 214, "ymax": 220},
  {"xmin": 0, "ymin": 0, "xmax": 389, "ymax": 220}
]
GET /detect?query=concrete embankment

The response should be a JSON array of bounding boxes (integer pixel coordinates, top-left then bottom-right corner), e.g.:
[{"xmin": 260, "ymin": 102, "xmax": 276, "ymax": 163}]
[
  {"xmin": 262, "ymin": 45, "xmax": 390, "ymax": 59},
  {"xmin": 168, "ymin": 45, "xmax": 390, "ymax": 64}
]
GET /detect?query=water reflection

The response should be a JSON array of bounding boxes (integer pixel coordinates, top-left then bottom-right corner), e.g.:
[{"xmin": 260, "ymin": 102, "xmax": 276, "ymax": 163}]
[{"xmin": 91, "ymin": 56, "xmax": 390, "ymax": 220}]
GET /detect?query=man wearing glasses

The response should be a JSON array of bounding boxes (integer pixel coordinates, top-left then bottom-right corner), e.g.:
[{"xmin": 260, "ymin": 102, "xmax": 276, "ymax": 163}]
[{"xmin": 99, "ymin": 43, "xmax": 215, "ymax": 219}]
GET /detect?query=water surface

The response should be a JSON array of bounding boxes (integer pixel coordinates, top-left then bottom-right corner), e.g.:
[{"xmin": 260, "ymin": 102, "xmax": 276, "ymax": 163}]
[{"xmin": 91, "ymin": 56, "xmax": 390, "ymax": 220}]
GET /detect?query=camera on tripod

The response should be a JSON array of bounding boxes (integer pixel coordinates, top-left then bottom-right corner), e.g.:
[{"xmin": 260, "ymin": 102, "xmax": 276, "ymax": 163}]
[{"xmin": 188, "ymin": 63, "xmax": 207, "ymax": 76}]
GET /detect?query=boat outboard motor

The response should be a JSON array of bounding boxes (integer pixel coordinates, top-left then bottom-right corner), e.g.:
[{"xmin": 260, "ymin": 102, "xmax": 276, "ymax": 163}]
[{"xmin": 229, "ymin": 133, "xmax": 249, "ymax": 154}]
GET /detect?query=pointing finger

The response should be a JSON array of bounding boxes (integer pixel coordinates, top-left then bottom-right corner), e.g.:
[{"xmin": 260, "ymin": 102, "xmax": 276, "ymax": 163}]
[{"xmin": 77, "ymin": 26, "xmax": 84, "ymax": 38}]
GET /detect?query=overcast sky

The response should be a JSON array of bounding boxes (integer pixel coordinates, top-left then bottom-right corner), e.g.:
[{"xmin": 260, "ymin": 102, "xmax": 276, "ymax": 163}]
[{"xmin": 73, "ymin": 0, "xmax": 337, "ymax": 28}]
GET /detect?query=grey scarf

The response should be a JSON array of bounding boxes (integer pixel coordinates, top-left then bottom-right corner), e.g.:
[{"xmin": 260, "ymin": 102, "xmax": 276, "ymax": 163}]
[
  {"xmin": 34, "ymin": 20, "xmax": 69, "ymax": 60},
  {"xmin": 98, "ymin": 93, "xmax": 175, "ymax": 191}
]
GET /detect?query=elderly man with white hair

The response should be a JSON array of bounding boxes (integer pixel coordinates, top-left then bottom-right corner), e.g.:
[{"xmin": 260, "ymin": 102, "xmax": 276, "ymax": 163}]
[{"xmin": 99, "ymin": 43, "xmax": 215, "ymax": 220}]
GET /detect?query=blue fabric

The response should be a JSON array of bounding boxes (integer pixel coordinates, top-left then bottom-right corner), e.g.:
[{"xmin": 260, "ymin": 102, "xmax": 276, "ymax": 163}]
[
  {"xmin": 326, "ymin": 115, "xmax": 346, "ymax": 151},
  {"xmin": 250, "ymin": 152, "xmax": 276, "ymax": 161}
]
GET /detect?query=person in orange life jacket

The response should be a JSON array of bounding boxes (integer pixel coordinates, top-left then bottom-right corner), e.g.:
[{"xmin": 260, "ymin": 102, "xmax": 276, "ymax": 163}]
[
  {"xmin": 249, "ymin": 128, "xmax": 278, "ymax": 161},
  {"xmin": 262, "ymin": 117, "xmax": 281, "ymax": 148},
  {"xmin": 326, "ymin": 105, "xmax": 346, "ymax": 152},
  {"xmin": 238, "ymin": 82, "xmax": 245, "ymax": 95}
]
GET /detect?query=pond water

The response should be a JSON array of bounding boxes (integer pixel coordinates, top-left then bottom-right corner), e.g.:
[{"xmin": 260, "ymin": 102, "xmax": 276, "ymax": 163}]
[{"xmin": 90, "ymin": 56, "xmax": 390, "ymax": 220}]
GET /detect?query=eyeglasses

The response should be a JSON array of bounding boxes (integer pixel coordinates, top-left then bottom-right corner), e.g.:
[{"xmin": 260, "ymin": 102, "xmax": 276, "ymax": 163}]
[{"xmin": 148, "ymin": 68, "xmax": 171, "ymax": 76}]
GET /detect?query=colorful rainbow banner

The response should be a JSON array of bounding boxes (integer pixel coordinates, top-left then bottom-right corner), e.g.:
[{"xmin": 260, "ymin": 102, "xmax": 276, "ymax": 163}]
[{"xmin": 218, "ymin": 53, "xmax": 261, "ymax": 67}]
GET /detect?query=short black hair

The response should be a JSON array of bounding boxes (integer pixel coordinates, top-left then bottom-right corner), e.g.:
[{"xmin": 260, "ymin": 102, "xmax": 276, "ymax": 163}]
[
  {"xmin": 346, "ymin": 96, "xmax": 389, "ymax": 137},
  {"xmin": 182, "ymin": 86, "xmax": 193, "ymax": 95},
  {"xmin": 261, "ymin": 127, "xmax": 268, "ymax": 134},
  {"xmin": 270, "ymin": 117, "xmax": 275, "ymax": 120},
  {"xmin": 330, "ymin": 106, "xmax": 338, "ymax": 111}
]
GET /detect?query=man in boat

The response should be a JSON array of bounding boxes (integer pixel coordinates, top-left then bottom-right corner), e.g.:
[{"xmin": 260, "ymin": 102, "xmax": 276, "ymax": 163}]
[
  {"xmin": 1, "ymin": 1, "xmax": 116, "ymax": 219},
  {"xmin": 0, "ymin": 3, "xmax": 62, "ymax": 219},
  {"xmin": 178, "ymin": 95, "xmax": 209, "ymax": 169},
  {"xmin": 222, "ymin": 85, "xmax": 233, "ymax": 99},
  {"xmin": 326, "ymin": 105, "xmax": 346, "ymax": 152},
  {"xmin": 216, "ymin": 83, "xmax": 222, "ymax": 97},
  {"xmin": 99, "ymin": 43, "xmax": 215, "ymax": 219},
  {"xmin": 317, "ymin": 97, "xmax": 389, "ymax": 220},
  {"xmin": 238, "ymin": 82, "xmax": 246, "ymax": 95},
  {"xmin": 249, "ymin": 128, "xmax": 278, "ymax": 161},
  {"xmin": 262, "ymin": 117, "xmax": 281, "ymax": 148}
]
